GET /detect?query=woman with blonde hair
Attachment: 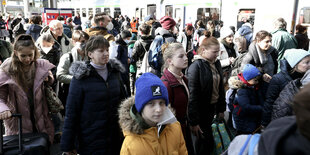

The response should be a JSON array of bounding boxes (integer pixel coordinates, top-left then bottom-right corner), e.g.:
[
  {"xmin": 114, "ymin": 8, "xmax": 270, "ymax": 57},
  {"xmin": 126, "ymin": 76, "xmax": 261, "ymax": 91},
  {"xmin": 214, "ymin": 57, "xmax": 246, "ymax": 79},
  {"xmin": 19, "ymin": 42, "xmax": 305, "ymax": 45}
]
[
  {"xmin": 0, "ymin": 34, "xmax": 55, "ymax": 143},
  {"xmin": 186, "ymin": 37, "xmax": 226, "ymax": 154},
  {"xmin": 160, "ymin": 42, "xmax": 194, "ymax": 154}
]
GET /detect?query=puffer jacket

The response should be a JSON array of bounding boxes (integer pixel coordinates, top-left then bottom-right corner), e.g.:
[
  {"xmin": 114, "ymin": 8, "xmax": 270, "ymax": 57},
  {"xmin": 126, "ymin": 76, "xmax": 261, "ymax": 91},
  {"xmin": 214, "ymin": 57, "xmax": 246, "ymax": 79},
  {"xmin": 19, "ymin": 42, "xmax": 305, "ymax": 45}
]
[
  {"xmin": 237, "ymin": 24, "xmax": 253, "ymax": 48},
  {"xmin": 60, "ymin": 59, "xmax": 127, "ymax": 154},
  {"xmin": 118, "ymin": 96, "xmax": 188, "ymax": 155},
  {"xmin": 131, "ymin": 35, "xmax": 154, "ymax": 69},
  {"xmin": 186, "ymin": 56, "xmax": 226, "ymax": 128},
  {"xmin": 272, "ymin": 70, "xmax": 310, "ymax": 120},
  {"xmin": 229, "ymin": 74, "xmax": 264, "ymax": 133},
  {"xmin": 0, "ymin": 58, "xmax": 55, "ymax": 143},
  {"xmin": 85, "ymin": 26, "xmax": 115, "ymax": 42},
  {"xmin": 261, "ymin": 59, "xmax": 303, "ymax": 126},
  {"xmin": 26, "ymin": 24, "xmax": 42, "ymax": 41}
]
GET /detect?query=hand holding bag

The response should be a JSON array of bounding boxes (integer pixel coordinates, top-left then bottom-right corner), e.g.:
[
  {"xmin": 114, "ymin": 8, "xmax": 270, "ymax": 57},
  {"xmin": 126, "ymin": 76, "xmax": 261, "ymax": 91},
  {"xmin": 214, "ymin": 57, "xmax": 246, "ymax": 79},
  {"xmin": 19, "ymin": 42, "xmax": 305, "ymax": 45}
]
[{"xmin": 44, "ymin": 83, "xmax": 64, "ymax": 114}]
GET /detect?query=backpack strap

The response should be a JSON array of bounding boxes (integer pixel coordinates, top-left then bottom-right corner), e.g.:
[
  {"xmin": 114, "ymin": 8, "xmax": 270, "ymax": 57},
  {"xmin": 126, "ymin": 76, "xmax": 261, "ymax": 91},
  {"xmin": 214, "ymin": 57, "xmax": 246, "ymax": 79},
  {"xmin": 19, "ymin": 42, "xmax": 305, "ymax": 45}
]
[
  {"xmin": 239, "ymin": 134, "xmax": 252, "ymax": 155},
  {"xmin": 248, "ymin": 134, "xmax": 261, "ymax": 155},
  {"xmin": 69, "ymin": 52, "xmax": 73, "ymax": 64}
]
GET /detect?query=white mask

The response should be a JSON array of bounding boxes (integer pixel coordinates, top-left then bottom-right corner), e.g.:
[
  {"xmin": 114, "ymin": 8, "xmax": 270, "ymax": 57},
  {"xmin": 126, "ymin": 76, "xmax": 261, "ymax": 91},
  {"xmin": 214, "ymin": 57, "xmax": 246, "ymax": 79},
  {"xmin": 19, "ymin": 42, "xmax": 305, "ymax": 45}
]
[
  {"xmin": 42, "ymin": 46, "xmax": 52, "ymax": 54},
  {"xmin": 106, "ymin": 22, "xmax": 114, "ymax": 31},
  {"xmin": 124, "ymin": 40, "xmax": 130, "ymax": 44}
]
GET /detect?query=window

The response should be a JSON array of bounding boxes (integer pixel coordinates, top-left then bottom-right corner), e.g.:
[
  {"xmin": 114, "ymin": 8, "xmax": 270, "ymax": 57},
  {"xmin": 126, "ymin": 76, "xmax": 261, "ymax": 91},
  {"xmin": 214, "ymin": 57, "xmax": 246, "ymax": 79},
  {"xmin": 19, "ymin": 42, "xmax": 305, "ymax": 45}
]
[
  {"xmin": 104, "ymin": 8, "xmax": 110, "ymax": 15},
  {"xmin": 82, "ymin": 8, "xmax": 86, "ymax": 17},
  {"xmin": 299, "ymin": 7, "xmax": 310, "ymax": 24},
  {"xmin": 96, "ymin": 8, "xmax": 101, "ymax": 13},
  {"xmin": 88, "ymin": 8, "xmax": 93, "ymax": 17},
  {"xmin": 147, "ymin": 4, "xmax": 156, "ymax": 17},
  {"xmin": 174, "ymin": 8, "xmax": 181, "ymax": 19},
  {"xmin": 237, "ymin": 9, "xmax": 255, "ymax": 27},
  {"xmin": 197, "ymin": 8, "xmax": 219, "ymax": 24},
  {"xmin": 76, "ymin": 8, "xmax": 80, "ymax": 16},
  {"xmin": 165, "ymin": 5, "xmax": 173, "ymax": 17},
  {"xmin": 114, "ymin": 8, "xmax": 121, "ymax": 18}
]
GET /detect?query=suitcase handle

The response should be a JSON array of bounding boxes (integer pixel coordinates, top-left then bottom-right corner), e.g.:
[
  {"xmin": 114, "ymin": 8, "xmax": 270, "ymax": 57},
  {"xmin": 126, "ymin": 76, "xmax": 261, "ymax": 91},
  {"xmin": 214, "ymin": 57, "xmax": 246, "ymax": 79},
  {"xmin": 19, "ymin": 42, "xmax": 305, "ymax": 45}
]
[{"xmin": 0, "ymin": 113, "xmax": 23, "ymax": 154}]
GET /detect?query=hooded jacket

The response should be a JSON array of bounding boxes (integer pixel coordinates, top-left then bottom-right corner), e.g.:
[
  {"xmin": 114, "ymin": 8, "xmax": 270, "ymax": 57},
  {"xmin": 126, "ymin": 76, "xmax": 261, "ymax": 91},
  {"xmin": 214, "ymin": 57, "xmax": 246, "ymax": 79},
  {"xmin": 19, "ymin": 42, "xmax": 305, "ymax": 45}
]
[
  {"xmin": 0, "ymin": 58, "xmax": 55, "ymax": 143},
  {"xmin": 186, "ymin": 55, "xmax": 226, "ymax": 127},
  {"xmin": 237, "ymin": 24, "xmax": 253, "ymax": 48},
  {"xmin": 154, "ymin": 27, "xmax": 176, "ymax": 43},
  {"xmin": 261, "ymin": 59, "xmax": 298, "ymax": 126},
  {"xmin": 60, "ymin": 59, "xmax": 126, "ymax": 154},
  {"xmin": 272, "ymin": 70, "xmax": 310, "ymax": 121},
  {"xmin": 228, "ymin": 75, "xmax": 264, "ymax": 133},
  {"xmin": 26, "ymin": 24, "xmax": 42, "ymax": 41},
  {"xmin": 118, "ymin": 96, "xmax": 188, "ymax": 155},
  {"xmin": 85, "ymin": 26, "xmax": 115, "ymax": 42}
]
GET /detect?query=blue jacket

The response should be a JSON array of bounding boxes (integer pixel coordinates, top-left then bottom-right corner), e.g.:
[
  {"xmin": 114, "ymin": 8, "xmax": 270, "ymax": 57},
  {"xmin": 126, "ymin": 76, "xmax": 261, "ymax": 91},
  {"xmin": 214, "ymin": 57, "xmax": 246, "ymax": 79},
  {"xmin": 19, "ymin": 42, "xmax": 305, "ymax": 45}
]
[
  {"xmin": 26, "ymin": 24, "xmax": 42, "ymax": 41},
  {"xmin": 60, "ymin": 59, "xmax": 126, "ymax": 154},
  {"xmin": 237, "ymin": 25, "xmax": 253, "ymax": 48},
  {"xmin": 232, "ymin": 76, "xmax": 264, "ymax": 133},
  {"xmin": 63, "ymin": 24, "xmax": 72, "ymax": 38}
]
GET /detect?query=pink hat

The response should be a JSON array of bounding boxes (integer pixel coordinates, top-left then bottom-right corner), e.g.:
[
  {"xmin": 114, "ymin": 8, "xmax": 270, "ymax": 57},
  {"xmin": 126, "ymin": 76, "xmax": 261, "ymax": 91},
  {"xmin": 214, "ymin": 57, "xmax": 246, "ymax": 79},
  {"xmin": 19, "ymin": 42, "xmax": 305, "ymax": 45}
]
[{"xmin": 160, "ymin": 16, "xmax": 176, "ymax": 30}]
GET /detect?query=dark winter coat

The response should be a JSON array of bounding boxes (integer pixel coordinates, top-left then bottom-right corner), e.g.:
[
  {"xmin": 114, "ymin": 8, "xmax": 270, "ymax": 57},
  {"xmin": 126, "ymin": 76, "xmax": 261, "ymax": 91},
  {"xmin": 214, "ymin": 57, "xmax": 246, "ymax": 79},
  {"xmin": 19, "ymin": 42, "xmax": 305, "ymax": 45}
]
[
  {"xmin": 186, "ymin": 57, "xmax": 226, "ymax": 128},
  {"xmin": 63, "ymin": 24, "xmax": 72, "ymax": 38},
  {"xmin": 85, "ymin": 26, "xmax": 115, "ymax": 42},
  {"xmin": 259, "ymin": 116, "xmax": 310, "ymax": 155},
  {"xmin": 26, "ymin": 24, "xmax": 42, "ymax": 41},
  {"xmin": 237, "ymin": 25, "xmax": 253, "ymax": 48},
  {"xmin": 261, "ymin": 59, "xmax": 294, "ymax": 126},
  {"xmin": 272, "ymin": 79, "xmax": 301, "ymax": 121},
  {"xmin": 230, "ymin": 75, "xmax": 264, "ymax": 133},
  {"xmin": 38, "ymin": 42, "xmax": 62, "ymax": 77},
  {"xmin": 115, "ymin": 35, "xmax": 129, "ymax": 84},
  {"xmin": 60, "ymin": 59, "xmax": 126, "ymax": 154},
  {"xmin": 73, "ymin": 16, "xmax": 82, "ymax": 25},
  {"xmin": 0, "ymin": 40, "xmax": 12, "ymax": 62},
  {"xmin": 295, "ymin": 33, "xmax": 309, "ymax": 51},
  {"xmin": 131, "ymin": 35, "xmax": 154, "ymax": 70}
]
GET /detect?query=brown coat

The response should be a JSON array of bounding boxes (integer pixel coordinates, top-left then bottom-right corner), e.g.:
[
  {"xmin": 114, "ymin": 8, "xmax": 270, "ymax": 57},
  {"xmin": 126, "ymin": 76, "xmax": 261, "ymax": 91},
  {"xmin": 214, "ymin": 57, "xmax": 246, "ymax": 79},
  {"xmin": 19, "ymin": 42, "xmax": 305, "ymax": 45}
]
[{"xmin": 0, "ymin": 58, "xmax": 55, "ymax": 143}]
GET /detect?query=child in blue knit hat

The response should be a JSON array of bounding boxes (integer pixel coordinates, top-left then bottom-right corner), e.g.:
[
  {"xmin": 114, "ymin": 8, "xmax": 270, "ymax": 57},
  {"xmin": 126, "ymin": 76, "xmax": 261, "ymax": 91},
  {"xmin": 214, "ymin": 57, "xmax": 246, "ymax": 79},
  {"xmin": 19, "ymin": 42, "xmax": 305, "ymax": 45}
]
[
  {"xmin": 118, "ymin": 72, "xmax": 188, "ymax": 155},
  {"xmin": 228, "ymin": 64, "xmax": 264, "ymax": 135}
]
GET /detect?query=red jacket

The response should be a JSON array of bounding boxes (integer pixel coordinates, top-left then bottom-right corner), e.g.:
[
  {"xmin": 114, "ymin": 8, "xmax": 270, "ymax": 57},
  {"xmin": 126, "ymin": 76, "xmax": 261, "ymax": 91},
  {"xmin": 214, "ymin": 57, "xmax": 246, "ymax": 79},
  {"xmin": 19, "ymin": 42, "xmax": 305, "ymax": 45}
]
[{"xmin": 161, "ymin": 69, "xmax": 188, "ymax": 124}]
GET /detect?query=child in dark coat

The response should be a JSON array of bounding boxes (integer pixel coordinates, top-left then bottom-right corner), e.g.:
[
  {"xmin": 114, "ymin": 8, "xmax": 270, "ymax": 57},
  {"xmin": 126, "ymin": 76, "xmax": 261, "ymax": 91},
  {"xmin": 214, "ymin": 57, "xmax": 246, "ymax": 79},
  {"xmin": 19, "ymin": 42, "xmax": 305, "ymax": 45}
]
[{"xmin": 231, "ymin": 64, "xmax": 264, "ymax": 135}]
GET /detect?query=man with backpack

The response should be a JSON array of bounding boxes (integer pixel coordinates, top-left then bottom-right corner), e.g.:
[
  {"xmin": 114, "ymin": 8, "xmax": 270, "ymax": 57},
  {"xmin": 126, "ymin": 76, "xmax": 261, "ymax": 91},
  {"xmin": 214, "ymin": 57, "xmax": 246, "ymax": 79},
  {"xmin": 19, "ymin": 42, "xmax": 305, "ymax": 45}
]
[{"xmin": 148, "ymin": 16, "xmax": 177, "ymax": 77}]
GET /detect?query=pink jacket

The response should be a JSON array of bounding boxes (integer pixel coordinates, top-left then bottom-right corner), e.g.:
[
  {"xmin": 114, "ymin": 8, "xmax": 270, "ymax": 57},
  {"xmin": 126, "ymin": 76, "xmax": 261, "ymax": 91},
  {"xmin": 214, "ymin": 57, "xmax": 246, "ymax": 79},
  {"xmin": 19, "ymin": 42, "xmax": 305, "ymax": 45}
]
[{"xmin": 0, "ymin": 58, "xmax": 55, "ymax": 143}]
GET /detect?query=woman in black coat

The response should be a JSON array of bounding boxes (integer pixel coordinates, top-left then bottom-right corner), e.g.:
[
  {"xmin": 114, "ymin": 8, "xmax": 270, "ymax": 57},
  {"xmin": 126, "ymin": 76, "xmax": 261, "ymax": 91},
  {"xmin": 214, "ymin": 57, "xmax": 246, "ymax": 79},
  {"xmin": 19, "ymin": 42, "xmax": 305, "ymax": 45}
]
[
  {"xmin": 186, "ymin": 37, "xmax": 226, "ymax": 154},
  {"xmin": 61, "ymin": 36, "xmax": 127, "ymax": 155}
]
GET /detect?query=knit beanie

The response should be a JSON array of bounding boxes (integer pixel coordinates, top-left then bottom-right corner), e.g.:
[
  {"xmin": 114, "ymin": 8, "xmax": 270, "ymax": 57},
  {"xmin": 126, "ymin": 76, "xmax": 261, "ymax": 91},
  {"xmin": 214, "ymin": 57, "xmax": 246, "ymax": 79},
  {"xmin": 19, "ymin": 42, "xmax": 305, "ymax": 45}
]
[
  {"xmin": 242, "ymin": 64, "xmax": 261, "ymax": 80},
  {"xmin": 220, "ymin": 27, "xmax": 234, "ymax": 39},
  {"xmin": 159, "ymin": 16, "xmax": 176, "ymax": 30},
  {"xmin": 284, "ymin": 49, "xmax": 310, "ymax": 68},
  {"xmin": 135, "ymin": 73, "xmax": 169, "ymax": 113}
]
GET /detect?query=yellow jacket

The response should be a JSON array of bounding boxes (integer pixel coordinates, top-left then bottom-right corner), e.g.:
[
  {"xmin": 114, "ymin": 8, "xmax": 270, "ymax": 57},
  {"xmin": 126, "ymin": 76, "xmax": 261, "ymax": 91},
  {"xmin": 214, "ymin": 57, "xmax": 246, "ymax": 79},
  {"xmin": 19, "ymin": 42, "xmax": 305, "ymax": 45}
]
[{"xmin": 119, "ymin": 97, "xmax": 188, "ymax": 155}]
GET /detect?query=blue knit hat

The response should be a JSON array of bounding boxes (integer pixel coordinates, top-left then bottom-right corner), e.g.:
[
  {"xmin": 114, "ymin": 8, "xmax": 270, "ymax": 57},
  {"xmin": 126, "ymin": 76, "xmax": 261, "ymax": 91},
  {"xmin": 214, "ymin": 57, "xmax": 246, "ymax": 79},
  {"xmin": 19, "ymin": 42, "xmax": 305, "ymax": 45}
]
[
  {"xmin": 135, "ymin": 73, "xmax": 169, "ymax": 113},
  {"xmin": 243, "ymin": 64, "xmax": 261, "ymax": 80},
  {"xmin": 284, "ymin": 49, "xmax": 310, "ymax": 68}
]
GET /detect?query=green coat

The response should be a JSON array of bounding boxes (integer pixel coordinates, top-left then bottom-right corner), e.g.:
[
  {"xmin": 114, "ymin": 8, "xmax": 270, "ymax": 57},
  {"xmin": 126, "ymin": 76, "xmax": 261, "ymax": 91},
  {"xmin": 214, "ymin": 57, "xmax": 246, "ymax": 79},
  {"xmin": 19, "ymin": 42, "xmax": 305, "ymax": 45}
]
[
  {"xmin": 0, "ymin": 40, "xmax": 12, "ymax": 62},
  {"xmin": 271, "ymin": 29, "xmax": 297, "ymax": 72}
]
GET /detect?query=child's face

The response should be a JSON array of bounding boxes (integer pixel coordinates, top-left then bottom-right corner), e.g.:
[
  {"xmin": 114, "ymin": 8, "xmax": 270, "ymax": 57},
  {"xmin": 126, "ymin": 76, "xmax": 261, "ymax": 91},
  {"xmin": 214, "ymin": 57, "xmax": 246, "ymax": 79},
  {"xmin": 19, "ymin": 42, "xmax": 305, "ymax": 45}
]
[
  {"xmin": 15, "ymin": 47, "xmax": 35, "ymax": 66},
  {"xmin": 141, "ymin": 99, "xmax": 166, "ymax": 127},
  {"xmin": 247, "ymin": 76, "xmax": 260, "ymax": 85},
  {"xmin": 88, "ymin": 48, "xmax": 109, "ymax": 66}
]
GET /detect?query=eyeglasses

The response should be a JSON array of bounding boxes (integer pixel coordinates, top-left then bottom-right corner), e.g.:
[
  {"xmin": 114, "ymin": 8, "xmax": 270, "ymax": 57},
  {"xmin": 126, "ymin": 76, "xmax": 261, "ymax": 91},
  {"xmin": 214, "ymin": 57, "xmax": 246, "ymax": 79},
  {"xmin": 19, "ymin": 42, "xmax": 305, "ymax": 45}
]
[{"xmin": 17, "ymin": 34, "xmax": 33, "ymax": 41}]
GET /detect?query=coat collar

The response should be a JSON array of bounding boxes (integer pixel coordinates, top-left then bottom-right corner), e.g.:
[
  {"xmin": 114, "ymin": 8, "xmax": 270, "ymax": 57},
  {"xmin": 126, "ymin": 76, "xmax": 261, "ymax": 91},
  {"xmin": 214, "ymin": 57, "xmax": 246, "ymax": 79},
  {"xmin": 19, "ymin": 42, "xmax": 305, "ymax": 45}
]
[{"xmin": 162, "ymin": 69, "xmax": 187, "ymax": 86}]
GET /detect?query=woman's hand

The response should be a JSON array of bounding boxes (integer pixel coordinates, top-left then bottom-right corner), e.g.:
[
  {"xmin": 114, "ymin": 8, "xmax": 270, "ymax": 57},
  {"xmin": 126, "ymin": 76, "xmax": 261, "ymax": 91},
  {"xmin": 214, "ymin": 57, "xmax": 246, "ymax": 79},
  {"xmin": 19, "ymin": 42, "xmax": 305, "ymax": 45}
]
[
  {"xmin": 44, "ymin": 71, "xmax": 54, "ymax": 85},
  {"xmin": 190, "ymin": 125, "xmax": 204, "ymax": 139},
  {"xmin": 0, "ymin": 110, "xmax": 12, "ymax": 120},
  {"xmin": 263, "ymin": 73, "xmax": 272, "ymax": 83},
  {"xmin": 229, "ymin": 57, "xmax": 235, "ymax": 64}
]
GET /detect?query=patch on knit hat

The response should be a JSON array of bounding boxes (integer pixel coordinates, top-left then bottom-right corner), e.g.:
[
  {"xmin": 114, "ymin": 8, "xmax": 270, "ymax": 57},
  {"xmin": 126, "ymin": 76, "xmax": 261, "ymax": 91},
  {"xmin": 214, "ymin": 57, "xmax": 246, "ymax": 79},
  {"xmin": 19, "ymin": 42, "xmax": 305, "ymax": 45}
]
[{"xmin": 152, "ymin": 86, "xmax": 162, "ymax": 96}]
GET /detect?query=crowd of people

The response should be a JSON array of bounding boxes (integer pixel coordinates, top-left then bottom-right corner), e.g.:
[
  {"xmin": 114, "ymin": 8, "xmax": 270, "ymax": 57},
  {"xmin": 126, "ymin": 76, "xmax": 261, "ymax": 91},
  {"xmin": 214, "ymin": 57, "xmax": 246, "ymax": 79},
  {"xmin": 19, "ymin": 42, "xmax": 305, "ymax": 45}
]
[{"xmin": 0, "ymin": 11, "xmax": 309, "ymax": 155}]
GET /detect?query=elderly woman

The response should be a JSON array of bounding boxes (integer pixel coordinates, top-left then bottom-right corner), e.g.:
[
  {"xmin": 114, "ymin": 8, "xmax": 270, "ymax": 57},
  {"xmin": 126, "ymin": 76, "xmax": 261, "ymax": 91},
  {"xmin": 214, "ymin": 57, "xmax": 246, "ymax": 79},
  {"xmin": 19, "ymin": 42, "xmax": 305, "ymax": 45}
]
[{"xmin": 186, "ymin": 37, "xmax": 226, "ymax": 154}]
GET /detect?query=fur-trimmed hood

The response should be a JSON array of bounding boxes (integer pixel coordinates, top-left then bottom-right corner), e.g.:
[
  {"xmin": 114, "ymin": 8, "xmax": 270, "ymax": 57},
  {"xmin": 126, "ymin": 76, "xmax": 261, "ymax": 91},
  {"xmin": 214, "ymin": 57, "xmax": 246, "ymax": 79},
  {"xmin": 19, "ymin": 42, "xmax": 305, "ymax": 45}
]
[
  {"xmin": 118, "ymin": 96, "xmax": 176, "ymax": 135},
  {"xmin": 228, "ymin": 76, "xmax": 246, "ymax": 89},
  {"xmin": 69, "ymin": 58, "xmax": 125, "ymax": 80}
]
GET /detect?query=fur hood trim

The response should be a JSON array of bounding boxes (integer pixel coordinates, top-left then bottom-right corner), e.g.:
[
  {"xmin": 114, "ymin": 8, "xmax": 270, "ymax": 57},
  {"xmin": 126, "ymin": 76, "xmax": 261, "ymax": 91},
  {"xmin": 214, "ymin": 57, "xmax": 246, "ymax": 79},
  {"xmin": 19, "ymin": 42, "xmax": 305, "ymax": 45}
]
[
  {"xmin": 118, "ymin": 96, "xmax": 175, "ymax": 135},
  {"xmin": 69, "ymin": 58, "xmax": 126, "ymax": 80},
  {"xmin": 228, "ymin": 76, "xmax": 246, "ymax": 89}
]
